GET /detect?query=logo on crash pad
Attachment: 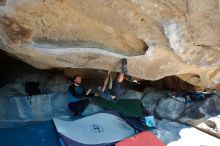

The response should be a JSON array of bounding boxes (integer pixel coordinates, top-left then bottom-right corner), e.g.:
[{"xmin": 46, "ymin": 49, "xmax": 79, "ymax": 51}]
[{"xmin": 90, "ymin": 124, "xmax": 104, "ymax": 133}]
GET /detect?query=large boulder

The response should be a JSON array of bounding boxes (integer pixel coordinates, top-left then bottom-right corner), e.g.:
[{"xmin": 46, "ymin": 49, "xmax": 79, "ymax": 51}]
[
  {"xmin": 82, "ymin": 103, "xmax": 104, "ymax": 116},
  {"xmin": 153, "ymin": 91, "xmax": 220, "ymax": 138},
  {"xmin": 151, "ymin": 119, "xmax": 220, "ymax": 146},
  {"xmin": 178, "ymin": 94, "xmax": 220, "ymax": 138},
  {"xmin": 0, "ymin": 93, "xmax": 69, "ymax": 122},
  {"xmin": 151, "ymin": 119, "xmax": 189, "ymax": 144},
  {"xmin": 141, "ymin": 90, "xmax": 168, "ymax": 114},
  {"xmin": 119, "ymin": 89, "xmax": 144, "ymax": 100},
  {"xmin": 0, "ymin": 0, "xmax": 220, "ymax": 88},
  {"xmin": 0, "ymin": 72, "xmax": 70, "ymax": 98},
  {"xmin": 167, "ymin": 126, "xmax": 220, "ymax": 146},
  {"xmin": 200, "ymin": 94, "xmax": 220, "ymax": 117},
  {"xmin": 156, "ymin": 98, "xmax": 185, "ymax": 120}
]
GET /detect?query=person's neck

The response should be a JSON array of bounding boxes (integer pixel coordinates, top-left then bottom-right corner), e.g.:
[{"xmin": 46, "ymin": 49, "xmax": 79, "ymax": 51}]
[{"xmin": 74, "ymin": 83, "xmax": 80, "ymax": 86}]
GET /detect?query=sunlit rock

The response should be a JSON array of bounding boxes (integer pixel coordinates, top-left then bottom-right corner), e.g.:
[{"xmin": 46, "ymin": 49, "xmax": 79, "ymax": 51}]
[{"xmin": 0, "ymin": 0, "xmax": 219, "ymax": 88}]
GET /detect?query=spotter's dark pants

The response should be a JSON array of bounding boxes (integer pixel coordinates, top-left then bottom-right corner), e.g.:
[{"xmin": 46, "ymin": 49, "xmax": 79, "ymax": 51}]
[{"xmin": 68, "ymin": 99, "xmax": 90, "ymax": 116}]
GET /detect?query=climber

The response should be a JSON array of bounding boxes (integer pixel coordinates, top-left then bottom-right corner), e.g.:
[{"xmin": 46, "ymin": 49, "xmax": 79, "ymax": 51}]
[
  {"xmin": 95, "ymin": 58, "xmax": 131, "ymax": 101},
  {"xmin": 67, "ymin": 75, "xmax": 92, "ymax": 116},
  {"xmin": 96, "ymin": 71, "xmax": 125, "ymax": 101}
]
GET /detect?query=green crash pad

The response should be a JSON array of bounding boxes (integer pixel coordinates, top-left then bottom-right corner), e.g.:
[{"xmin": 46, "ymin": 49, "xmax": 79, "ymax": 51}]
[{"xmin": 92, "ymin": 96, "xmax": 143, "ymax": 117}]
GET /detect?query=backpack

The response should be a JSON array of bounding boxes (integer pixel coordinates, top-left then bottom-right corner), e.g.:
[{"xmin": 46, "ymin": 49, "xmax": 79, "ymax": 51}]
[
  {"xmin": 189, "ymin": 92, "xmax": 205, "ymax": 101},
  {"xmin": 141, "ymin": 116, "xmax": 156, "ymax": 128},
  {"xmin": 24, "ymin": 81, "xmax": 41, "ymax": 96}
]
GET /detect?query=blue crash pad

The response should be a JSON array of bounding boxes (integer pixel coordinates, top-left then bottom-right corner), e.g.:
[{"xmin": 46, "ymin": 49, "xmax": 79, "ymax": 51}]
[{"xmin": 0, "ymin": 120, "xmax": 60, "ymax": 146}]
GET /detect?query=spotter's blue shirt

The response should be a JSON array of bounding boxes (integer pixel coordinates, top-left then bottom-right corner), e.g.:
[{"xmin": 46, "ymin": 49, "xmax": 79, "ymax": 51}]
[{"xmin": 67, "ymin": 84, "xmax": 86, "ymax": 103}]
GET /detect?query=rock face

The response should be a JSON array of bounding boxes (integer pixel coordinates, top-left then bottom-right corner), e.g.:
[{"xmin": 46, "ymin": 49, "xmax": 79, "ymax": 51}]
[
  {"xmin": 141, "ymin": 90, "xmax": 220, "ymax": 138},
  {"xmin": 151, "ymin": 119, "xmax": 189, "ymax": 144},
  {"xmin": 151, "ymin": 119, "xmax": 220, "ymax": 145},
  {"xmin": 167, "ymin": 126, "xmax": 220, "ymax": 146},
  {"xmin": 142, "ymin": 91, "xmax": 168, "ymax": 114},
  {"xmin": 0, "ymin": 0, "xmax": 220, "ymax": 88},
  {"xmin": 157, "ymin": 98, "xmax": 185, "ymax": 120}
]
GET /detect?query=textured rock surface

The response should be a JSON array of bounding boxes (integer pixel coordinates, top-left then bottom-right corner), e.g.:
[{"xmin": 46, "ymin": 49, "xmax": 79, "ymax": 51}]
[
  {"xmin": 152, "ymin": 119, "xmax": 220, "ymax": 145},
  {"xmin": 157, "ymin": 98, "xmax": 186, "ymax": 120},
  {"xmin": 0, "ymin": 0, "xmax": 220, "ymax": 88},
  {"xmin": 179, "ymin": 94, "xmax": 220, "ymax": 138},
  {"xmin": 142, "ymin": 91, "xmax": 169, "ymax": 114},
  {"xmin": 142, "ymin": 90, "xmax": 220, "ymax": 138},
  {"xmin": 177, "ymin": 97, "xmax": 220, "ymax": 138},
  {"xmin": 151, "ymin": 119, "xmax": 189, "ymax": 144},
  {"xmin": 82, "ymin": 103, "xmax": 104, "ymax": 116},
  {"xmin": 0, "ymin": 93, "xmax": 69, "ymax": 122},
  {"xmin": 0, "ymin": 72, "xmax": 71, "ymax": 97},
  {"xmin": 119, "ymin": 89, "xmax": 144, "ymax": 99},
  {"xmin": 0, "ymin": 92, "xmax": 104, "ymax": 122},
  {"xmin": 197, "ymin": 116, "xmax": 220, "ymax": 138},
  {"xmin": 167, "ymin": 126, "xmax": 220, "ymax": 146}
]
